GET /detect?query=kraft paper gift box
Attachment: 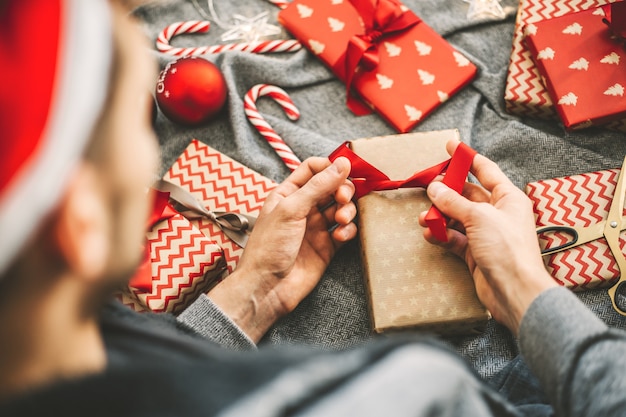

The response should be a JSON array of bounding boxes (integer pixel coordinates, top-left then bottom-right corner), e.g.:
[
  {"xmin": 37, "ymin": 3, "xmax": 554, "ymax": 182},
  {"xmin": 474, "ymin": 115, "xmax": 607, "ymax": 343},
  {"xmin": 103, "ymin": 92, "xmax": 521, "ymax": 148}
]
[
  {"xmin": 525, "ymin": 4, "xmax": 626, "ymax": 130},
  {"xmin": 504, "ymin": 0, "xmax": 626, "ymax": 132},
  {"xmin": 526, "ymin": 168, "xmax": 625, "ymax": 290},
  {"xmin": 346, "ymin": 131, "xmax": 489, "ymax": 334},
  {"xmin": 163, "ymin": 139, "xmax": 276, "ymax": 273},
  {"xmin": 118, "ymin": 190, "xmax": 227, "ymax": 314},
  {"xmin": 278, "ymin": 0, "xmax": 477, "ymax": 133}
]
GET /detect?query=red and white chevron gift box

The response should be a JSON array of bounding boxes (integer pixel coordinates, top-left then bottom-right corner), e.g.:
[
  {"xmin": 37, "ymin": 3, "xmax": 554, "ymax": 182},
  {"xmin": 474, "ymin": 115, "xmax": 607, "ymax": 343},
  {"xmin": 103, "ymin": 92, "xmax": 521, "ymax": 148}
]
[
  {"xmin": 163, "ymin": 139, "xmax": 276, "ymax": 273},
  {"xmin": 504, "ymin": 0, "xmax": 626, "ymax": 132},
  {"xmin": 278, "ymin": 0, "xmax": 477, "ymax": 133},
  {"xmin": 526, "ymin": 168, "xmax": 626, "ymax": 290},
  {"xmin": 525, "ymin": 4, "xmax": 626, "ymax": 130},
  {"xmin": 118, "ymin": 201, "xmax": 227, "ymax": 315}
]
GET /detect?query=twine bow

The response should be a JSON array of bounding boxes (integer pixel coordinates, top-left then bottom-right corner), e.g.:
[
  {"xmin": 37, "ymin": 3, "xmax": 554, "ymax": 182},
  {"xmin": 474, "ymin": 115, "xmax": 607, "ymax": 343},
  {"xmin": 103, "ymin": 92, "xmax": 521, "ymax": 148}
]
[{"xmin": 329, "ymin": 141, "xmax": 476, "ymax": 241}]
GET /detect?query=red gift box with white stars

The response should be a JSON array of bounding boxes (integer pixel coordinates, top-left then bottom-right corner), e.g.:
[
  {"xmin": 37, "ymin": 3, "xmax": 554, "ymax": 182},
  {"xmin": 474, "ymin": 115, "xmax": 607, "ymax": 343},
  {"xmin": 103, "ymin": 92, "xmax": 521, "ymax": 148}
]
[
  {"xmin": 278, "ymin": 0, "xmax": 477, "ymax": 133},
  {"xmin": 525, "ymin": 4, "xmax": 626, "ymax": 130}
]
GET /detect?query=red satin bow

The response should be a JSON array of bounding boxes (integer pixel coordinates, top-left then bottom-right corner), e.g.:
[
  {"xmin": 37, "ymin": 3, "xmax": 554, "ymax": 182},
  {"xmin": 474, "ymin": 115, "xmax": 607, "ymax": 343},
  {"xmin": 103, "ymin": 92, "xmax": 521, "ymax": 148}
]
[
  {"xmin": 328, "ymin": 141, "xmax": 476, "ymax": 242},
  {"xmin": 129, "ymin": 189, "xmax": 178, "ymax": 291},
  {"xmin": 602, "ymin": 2, "xmax": 626, "ymax": 41},
  {"xmin": 341, "ymin": 0, "xmax": 421, "ymax": 115}
]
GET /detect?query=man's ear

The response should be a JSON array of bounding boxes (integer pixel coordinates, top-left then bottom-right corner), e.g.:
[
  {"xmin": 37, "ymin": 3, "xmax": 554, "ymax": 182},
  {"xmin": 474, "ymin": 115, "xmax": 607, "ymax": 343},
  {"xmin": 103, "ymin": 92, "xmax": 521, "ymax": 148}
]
[{"xmin": 52, "ymin": 162, "xmax": 110, "ymax": 282}]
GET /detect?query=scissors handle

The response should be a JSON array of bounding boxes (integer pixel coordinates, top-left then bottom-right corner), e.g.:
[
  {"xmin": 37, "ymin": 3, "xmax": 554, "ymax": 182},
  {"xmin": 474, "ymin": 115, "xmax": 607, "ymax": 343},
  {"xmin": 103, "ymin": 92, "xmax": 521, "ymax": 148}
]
[{"xmin": 536, "ymin": 225, "xmax": 579, "ymax": 256}]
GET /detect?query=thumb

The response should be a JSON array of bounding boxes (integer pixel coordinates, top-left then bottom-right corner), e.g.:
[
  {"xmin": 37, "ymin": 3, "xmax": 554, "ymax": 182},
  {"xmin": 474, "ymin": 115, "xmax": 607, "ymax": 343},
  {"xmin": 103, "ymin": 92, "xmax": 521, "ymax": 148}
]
[
  {"xmin": 288, "ymin": 157, "xmax": 350, "ymax": 211},
  {"xmin": 427, "ymin": 181, "xmax": 472, "ymax": 223}
]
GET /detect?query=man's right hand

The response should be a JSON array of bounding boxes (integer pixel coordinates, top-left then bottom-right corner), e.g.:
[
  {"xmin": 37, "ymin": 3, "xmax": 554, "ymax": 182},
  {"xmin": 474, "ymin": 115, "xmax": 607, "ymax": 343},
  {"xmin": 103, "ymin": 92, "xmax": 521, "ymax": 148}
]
[{"xmin": 419, "ymin": 140, "xmax": 558, "ymax": 335}]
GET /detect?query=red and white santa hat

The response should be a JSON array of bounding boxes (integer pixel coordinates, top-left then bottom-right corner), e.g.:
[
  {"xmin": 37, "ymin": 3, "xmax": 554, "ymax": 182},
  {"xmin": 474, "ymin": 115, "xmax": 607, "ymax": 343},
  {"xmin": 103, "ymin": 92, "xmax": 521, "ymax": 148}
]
[{"xmin": 0, "ymin": 0, "xmax": 113, "ymax": 274}]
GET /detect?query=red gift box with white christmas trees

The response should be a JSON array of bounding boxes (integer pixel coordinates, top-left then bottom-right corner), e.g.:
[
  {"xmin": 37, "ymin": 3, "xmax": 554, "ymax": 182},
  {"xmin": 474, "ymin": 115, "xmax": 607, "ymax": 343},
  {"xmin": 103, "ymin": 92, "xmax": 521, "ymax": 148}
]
[
  {"xmin": 277, "ymin": 0, "xmax": 477, "ymax": 133},
  {"xmin": 524, "ymin": 3, "xmax": 626, "ymax": 130}
]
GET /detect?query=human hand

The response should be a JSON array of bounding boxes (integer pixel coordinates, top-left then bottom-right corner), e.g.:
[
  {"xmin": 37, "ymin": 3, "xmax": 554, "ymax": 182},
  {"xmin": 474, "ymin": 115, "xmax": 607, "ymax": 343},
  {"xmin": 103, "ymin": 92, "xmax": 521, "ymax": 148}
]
[
  {"xmin": 208, "ymin": 157, "xmax": 357, "ymax": 342},
  {"xmin": 418, "ymin": 140, "xmax": 557, "ymax": 335}
]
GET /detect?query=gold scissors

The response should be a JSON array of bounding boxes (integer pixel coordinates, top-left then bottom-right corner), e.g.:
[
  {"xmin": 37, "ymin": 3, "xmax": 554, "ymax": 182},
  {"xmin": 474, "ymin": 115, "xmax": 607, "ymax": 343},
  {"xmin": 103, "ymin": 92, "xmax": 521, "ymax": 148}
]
[{"xmin": 536, "ymin": 155, "xmax": 626, "ymax": 316}]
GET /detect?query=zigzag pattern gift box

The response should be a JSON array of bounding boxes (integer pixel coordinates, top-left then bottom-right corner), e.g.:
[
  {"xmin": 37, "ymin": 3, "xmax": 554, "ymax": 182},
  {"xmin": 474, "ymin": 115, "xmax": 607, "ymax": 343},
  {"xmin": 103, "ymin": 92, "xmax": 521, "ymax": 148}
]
[
  {"xmin": 278, "ymin": 0, "xmax": 477, "ymax": 133},
  {"xmin": 163, "ymin": 139, "xmax": 276, "ymax": 273},
  {"xmin": 117, "ymin": 191, "xmax": 227, "ymax": 315},
  {"xmin": 526, "ymin": 168, "xmax": 625, "ymax": 290},
  {"xmin": 504, "ymin": 0, "xmax": 626, "ymax": 132},
  {"xmin": 525, "ymin": 4, "xmax": 626, "ymax": 130}
]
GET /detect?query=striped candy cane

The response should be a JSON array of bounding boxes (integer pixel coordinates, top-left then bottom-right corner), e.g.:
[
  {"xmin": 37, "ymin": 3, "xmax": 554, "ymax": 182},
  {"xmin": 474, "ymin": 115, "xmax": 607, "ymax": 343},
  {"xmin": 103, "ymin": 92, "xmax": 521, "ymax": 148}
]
[
  {"xmin": 244, "ymin": 84, "xmax": 301, "ymax": 171},
  {"xmin": 156, "ymin": 20, "xmax": 301, "ymax": 57}
]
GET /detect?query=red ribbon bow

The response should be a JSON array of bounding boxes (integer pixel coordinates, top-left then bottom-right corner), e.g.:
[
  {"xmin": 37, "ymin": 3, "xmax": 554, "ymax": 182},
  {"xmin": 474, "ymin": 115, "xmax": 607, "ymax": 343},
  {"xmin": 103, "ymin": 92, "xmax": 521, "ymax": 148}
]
[
  {"xmin": 340, "ymin": 0, "xmax": 421, "ymax": 115},
  {"xmin": 129, "ymin": 189, "xmax": 178, "ymax": 291},
  {"xmin": 602, "ymin": 2, "xmax": 626, "ymax": 42},
  {"xmin": 328, "ymin": 141, "xmax": 476, "ymax": 242}
]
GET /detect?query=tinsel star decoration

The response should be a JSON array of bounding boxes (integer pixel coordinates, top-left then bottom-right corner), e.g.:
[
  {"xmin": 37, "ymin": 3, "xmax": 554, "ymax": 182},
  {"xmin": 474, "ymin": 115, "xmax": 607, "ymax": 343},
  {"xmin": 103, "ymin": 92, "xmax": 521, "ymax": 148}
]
[
  {"xmin": 220, "ymin": 11, "xmax": 281, "ymax": 43},
  {"xmin": 463, "ymin": 0, "xmax": 506, "ymax": 21}
]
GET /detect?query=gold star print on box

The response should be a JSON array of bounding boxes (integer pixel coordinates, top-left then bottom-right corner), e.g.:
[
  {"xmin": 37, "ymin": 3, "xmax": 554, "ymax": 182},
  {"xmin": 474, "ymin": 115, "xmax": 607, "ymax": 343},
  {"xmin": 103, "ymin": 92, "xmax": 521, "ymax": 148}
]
[{"xmin": 350, "ymin": 131, "xmax": 490, "ymax": 335}]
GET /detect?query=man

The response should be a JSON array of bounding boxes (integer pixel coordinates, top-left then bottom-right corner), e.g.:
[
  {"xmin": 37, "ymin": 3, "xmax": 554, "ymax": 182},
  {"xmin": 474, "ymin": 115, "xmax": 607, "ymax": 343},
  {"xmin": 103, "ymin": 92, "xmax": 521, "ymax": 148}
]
[{"xmin": 2, "ymin": 1, "xmax": 626, "ymax": 416}]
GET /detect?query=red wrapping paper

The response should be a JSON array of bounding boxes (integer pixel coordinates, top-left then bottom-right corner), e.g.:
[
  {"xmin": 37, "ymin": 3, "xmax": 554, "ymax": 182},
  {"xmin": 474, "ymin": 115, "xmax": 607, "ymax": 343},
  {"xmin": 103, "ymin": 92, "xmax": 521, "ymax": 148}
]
[
  {"xmin": 278, "ymin": 0, "xmax": 477, "ymax": 132},
  {"xmin": 163, "ymin": 139, "xmax": 276, "ymax": 273},
  {"xmin": 524, "ymin": 5, "xmax": 626, "ymax": 129},
  {"xmin": 526, "ymin": 168, "xmax": 625, "ymax": 290},
  {"xmin": 118, "ymin": 198, "xmax": 227, "ymax": 314}
]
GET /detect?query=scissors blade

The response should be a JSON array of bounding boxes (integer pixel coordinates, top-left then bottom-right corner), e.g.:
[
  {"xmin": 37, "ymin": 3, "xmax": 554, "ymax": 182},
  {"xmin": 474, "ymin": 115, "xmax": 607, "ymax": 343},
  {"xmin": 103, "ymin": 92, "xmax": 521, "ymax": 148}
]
[{"xmin": 605, "ymin": 156, "xmax": 626, "ymax": 315}]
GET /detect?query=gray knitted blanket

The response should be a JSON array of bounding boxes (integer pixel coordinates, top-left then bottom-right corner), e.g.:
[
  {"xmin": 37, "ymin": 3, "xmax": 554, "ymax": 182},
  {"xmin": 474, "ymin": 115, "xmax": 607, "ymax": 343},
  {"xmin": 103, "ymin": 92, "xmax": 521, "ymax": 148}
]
[{"xmin": 134, "ymin": 0, "xmax": 626, "ymax": 378}]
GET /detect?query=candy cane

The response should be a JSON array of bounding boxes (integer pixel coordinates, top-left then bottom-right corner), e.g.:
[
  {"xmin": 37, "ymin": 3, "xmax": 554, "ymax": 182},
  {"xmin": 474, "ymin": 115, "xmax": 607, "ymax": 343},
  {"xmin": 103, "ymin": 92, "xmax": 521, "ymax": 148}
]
[
  {"xmin": 156, "ymin": 20, "xmax": 301, "ymax": 57},
  {"xmin": 244, "ymin": 84, "xmax": 301, "ymax": 171}
]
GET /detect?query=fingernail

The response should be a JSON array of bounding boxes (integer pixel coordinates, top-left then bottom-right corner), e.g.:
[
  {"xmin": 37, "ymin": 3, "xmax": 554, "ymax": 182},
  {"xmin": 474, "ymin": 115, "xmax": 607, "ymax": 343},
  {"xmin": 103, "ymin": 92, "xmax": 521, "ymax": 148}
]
[
  {"xmin": 332, "ymin": 157, "xmax": 350, "ymax": 173},
  {"xmin": 428, "ymin": 182, "xmax": 447, "ymax": 199}
]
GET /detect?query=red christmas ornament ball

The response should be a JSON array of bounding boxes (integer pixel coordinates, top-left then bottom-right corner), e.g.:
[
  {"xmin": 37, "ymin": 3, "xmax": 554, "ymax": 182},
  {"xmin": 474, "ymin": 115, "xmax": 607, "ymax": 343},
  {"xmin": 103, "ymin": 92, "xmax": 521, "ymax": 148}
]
[{"xmin": 155, "ymin": 56, "xmax": 227, "ymax": 126}]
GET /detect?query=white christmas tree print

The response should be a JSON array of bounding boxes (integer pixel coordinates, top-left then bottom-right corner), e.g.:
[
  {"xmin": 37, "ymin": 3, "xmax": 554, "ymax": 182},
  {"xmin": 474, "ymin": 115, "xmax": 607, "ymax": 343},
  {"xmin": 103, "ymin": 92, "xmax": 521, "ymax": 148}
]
[
  {"xmin": 524, "ymin": 23, "xmax": 537, "ymax": 36},
  {"xmin": 537, "ymin": 47, "xmax": 555, "ymax": 60},
  {"xmin": 414, "ymin": 40, "xmax": 432, "ymax": 56},
  {"xmin": 453, "ymin": 51, "xmax": 470, "ymax": 67},
  {"xmin": 309, "ymin": 39, "xmax": 325, "ymax": 55},
  {"xmin": 437, "ymin": 91, "xmax": 449, "ymax": 102},
  {"xmin": 558, "ymin": 92, "xmax": 578, "ymax": 106},
  {"xmin": 297, "ymin": 4, "xmax": 313, "ymax": 18},
  {"xmin": 417, "ymin": 69, "xmax": 435, "ymax": 85},
  {"xmin": 331, "ymin": 0, "xmax": 343, "ymax": 4},
  {"xmin": 404, "ymin": 105, "xmax": 422, "ymax": 121},
  {"xmin": 592, "ymin": 8, "xmax": 605, "ymax": 16},
  {"xmin": 600, "ymin": 52, "xmax": 620, "ymax": 65},
  {"xmin": 328, "ymin": 17, "xmax": 345, "ymax": 32},
  {"xmin": 562, "ymin": 22, "xmax": 583, "ymax": 35},
  {"xmin": 568, "ymin": 57, "xmax": 589, "ymax": 70},
  {"xmin": 384, "ymin": 42, "xmax": 402, "ymax": 57},
  {"xmin": 376, "ymin": 73, "xmax": 394, "ymax": 89},
  {"xmin": 604, "ymin": 83, "xmax": 624, "ymax": 97}
]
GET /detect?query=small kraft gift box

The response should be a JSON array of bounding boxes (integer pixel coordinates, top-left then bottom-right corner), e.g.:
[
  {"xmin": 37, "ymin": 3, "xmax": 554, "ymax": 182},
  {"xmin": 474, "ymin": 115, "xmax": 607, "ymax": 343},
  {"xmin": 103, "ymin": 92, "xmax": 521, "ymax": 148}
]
[
  {"xmin": 331, "ymin": 131, "xmax": 489, "ymax": 335},
  {"xmin": 526, "ymin": 167, "xmax": 625, "ymax": 291},
  {"xmin": 525, "ymin": 3, "xmax": 626, "ymax": 130},
  {"xmin": 278, "ymin": 0, "xmax": 477, "ymax": 133},
  {"xmin": 504, "ymin": 0, "xmax": 626, "ymax": 132},
  {"xmin": 118, "ymin": 189, "xmax": 227, "ymax": 315}
]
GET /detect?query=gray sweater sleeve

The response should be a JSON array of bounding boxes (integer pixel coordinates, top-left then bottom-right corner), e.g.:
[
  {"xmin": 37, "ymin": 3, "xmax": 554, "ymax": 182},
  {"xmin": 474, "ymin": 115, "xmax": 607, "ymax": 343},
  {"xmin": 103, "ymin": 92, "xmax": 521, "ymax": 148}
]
[
  {"xmin": 520, "ymin": 286, "xmax": 626, "ymax": 417},
  {"xmin": 177, "ymin": 294, "xmax": 257, "ymax": 351}
]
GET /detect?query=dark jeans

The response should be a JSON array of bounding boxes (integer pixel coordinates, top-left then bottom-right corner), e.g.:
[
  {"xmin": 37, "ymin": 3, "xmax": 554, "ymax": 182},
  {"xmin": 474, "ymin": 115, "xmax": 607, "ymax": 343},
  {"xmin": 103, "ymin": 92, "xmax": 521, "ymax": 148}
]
[{"xmin": 489, "ymin": 356, "xmax": 554, "ymax": 417}]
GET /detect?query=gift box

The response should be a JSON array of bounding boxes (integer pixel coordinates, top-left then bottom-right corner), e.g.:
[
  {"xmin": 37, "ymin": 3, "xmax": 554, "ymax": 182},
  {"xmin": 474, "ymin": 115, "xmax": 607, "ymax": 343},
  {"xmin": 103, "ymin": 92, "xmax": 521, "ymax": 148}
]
[
  {"xmin": 278, "ymin": 0, "xmax": 477, "ymax": 133},
  {"xmin": 163, "ymin": 139, "xmax": 276, "ymax": 273},
  {"xmin": 504, "ymin": 0, "xmax": 619, "ymax": 120},
  {"xmin": 346, "ymin": 131, "xmax": 489, "ymax": 334},
  {"xmin": 524, "ymin": 4, "xmax": 626, "ymax": 130},
  {"xmin": 118, "ymin": 190, "xmax": 227, "ymax": 314},
  {"xmin": 526, "ymin": 168, "xmax": 624, "ymax": 290}
]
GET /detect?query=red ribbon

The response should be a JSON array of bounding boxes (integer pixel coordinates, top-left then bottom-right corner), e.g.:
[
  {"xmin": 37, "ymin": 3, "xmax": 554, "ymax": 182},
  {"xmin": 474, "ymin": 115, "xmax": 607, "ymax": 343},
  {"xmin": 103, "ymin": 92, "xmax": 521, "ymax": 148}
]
[
  {"xmin": 129, "ymin": 189, "xmax": 178, "ymax": 291},
  {"xmin": 602, "ymin": 2, "xmax": 626, "ymax": 42},
  {"xmin": 338, "ymin": 0, "xmax": 421, "ymax": 115},
  {"xmin": 328, "ymin": 141, "xmax": 476, "ymax": 242}
]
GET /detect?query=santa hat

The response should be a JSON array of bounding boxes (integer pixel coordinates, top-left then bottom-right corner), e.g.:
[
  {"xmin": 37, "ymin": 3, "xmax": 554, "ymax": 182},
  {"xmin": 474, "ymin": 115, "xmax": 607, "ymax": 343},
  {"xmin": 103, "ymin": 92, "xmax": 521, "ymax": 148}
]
[{"xmin": 0, "ymin": 0, "xmax": 113, "ymax": 274}]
